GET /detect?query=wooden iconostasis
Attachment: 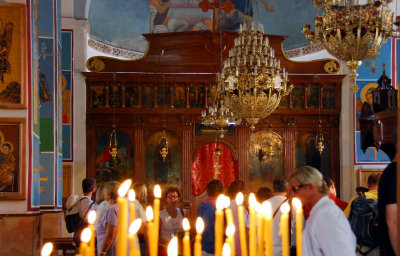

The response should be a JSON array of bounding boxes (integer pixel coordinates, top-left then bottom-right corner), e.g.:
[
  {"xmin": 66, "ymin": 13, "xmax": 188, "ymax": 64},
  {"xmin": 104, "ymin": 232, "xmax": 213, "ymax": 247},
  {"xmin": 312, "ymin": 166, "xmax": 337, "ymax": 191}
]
[{"xmin": 84, "ymin": 31, "xmax": 345, "ymax": 208}]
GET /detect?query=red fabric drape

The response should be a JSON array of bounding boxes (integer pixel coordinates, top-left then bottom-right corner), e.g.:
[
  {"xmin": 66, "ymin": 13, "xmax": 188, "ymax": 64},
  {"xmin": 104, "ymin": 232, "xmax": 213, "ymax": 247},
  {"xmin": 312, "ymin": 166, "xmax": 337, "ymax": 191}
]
[{"xmin": 191, "ymin": 143, "xmax": 237, "ymax": 196}]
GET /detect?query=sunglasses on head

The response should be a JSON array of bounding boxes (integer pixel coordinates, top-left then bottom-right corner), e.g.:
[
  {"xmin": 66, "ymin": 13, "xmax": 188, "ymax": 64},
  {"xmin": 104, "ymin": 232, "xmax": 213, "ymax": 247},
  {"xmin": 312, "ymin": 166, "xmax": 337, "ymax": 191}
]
[{"xmin": 291, "ymin": 184, "xmax": 308, "ymax": 193}]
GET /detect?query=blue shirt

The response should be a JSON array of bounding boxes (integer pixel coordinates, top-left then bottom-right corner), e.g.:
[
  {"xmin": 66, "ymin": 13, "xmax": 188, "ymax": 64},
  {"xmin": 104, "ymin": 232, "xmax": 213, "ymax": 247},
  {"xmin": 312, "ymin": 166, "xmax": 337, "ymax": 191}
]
[{"xmin": 197, "ymin": 198, "xmax": 217, "ymax": 254}]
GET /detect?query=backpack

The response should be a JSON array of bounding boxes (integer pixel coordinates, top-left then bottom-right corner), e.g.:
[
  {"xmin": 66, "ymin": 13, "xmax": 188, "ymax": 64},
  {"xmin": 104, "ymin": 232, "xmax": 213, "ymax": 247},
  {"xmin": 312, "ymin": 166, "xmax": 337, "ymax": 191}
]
[
  {"xmin": 348, "ymin": 192, "xmax": 378, "ymax": 255},
  {"xmin": 64, "ymin": 195, "xmax": 88, "ymax": 233}
]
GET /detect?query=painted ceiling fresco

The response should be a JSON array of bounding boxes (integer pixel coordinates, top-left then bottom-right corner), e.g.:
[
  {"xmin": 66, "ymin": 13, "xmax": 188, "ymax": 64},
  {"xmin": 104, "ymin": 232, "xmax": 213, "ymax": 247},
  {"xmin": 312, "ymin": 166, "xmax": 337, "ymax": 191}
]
[{"xmin": 88, "ymin": 0, "xmax": 318, "ymax": 52}]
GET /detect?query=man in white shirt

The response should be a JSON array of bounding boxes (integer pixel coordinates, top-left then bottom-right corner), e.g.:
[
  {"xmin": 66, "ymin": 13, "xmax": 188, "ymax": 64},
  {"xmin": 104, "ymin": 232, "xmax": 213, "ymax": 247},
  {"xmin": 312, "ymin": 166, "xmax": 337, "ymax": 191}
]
[
  {"xmin": 267, "ymin": 177, "xmax": 289, "ymax": 256},
  {"xmin": 79, "ymin": 177, "xmax": 97, "ymax": 220},
  {"xmin": 290, "ymin": 166, "xmax": 356, "ymax": 256}
]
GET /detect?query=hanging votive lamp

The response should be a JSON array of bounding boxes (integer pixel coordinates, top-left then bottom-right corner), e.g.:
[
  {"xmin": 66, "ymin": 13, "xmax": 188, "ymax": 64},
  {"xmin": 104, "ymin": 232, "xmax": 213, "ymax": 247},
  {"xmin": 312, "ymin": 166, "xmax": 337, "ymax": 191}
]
[
  {"xmin": 109, "ymin": 129, "xmax": 118, "ymax": 160},
  {"xmin": 159, "ymin": 136, "xmax": 169, "ymax": 162},
  {"xmin": 315, "ymin": 132, "xmax": 324, "ymax": 155}
]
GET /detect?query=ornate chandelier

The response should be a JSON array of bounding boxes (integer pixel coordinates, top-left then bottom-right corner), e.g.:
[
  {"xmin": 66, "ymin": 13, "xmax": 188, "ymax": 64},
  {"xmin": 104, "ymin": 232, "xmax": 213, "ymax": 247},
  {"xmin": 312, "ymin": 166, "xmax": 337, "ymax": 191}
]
[
  {"xmin": 201, "ymin": 75, "xmax": 241, "ymax": 138},
  {"xmin": 222, "ymin": 21, "xmax": 292, "ymax": 130},
  {"xmin": 302, "ymin": 0, "xmax": 394, "ymax": 93}
]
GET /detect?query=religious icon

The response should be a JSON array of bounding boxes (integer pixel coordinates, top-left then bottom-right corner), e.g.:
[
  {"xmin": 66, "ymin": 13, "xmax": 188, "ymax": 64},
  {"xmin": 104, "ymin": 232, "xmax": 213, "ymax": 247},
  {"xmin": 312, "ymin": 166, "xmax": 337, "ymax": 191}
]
[
  {"xmin": 91, "ymin": 86, "xmax": 106, "ymax": 108},
  {"xmin": 307, "ymin": 87, "xmax": 319, "ymax": 109},
  {"xmin": 173, "ymin": 87, "xmax": 186, "ymax": 108},
  {"xmin": 125, "ymin": 86, "xmax": 139, "ymax": 108},
  {"xmin": 291, "ymin": 87, "xmax": 305, "ymax": 109}
]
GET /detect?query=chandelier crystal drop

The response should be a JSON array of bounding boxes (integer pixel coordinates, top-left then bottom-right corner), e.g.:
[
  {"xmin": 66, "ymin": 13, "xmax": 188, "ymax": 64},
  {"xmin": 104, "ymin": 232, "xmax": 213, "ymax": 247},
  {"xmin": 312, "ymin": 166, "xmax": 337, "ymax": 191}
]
[
  {"xmin": 222, "ymin": 21, "xmax": 292, "ymax": 130},
  {"xmin": 302, "ymin": 0, "xmax": 394, "ymax": 93}
]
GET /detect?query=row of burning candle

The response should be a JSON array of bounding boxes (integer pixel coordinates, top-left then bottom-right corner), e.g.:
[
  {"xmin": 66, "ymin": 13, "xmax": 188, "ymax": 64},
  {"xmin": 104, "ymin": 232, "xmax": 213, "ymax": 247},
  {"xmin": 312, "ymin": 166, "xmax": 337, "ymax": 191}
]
[{"xmin": 41, "ymin": 179, "xmax": 304, "ymax": 256}]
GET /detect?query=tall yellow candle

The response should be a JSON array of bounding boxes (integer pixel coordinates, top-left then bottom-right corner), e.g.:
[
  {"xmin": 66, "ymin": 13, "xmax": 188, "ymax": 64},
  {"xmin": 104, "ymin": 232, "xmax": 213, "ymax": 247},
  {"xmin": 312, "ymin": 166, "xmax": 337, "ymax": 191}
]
[
  {"xmin": 117, "ymin": 179, "xmax": 132, "ymax": 256},
  {"xmin": 153, "ymin": 185, "xmax": 162, "ymax": 256},
  {"xmin": 80, "ymin": 227, "xmax": 92, "ymax": 256},
  {"xmin": 194, "ymin": 217, "xmax": 204, "ymax": 256},
  {"xmin": 248, "ymin": 193, "xmax": 257, "ymax": 256},
  {"xmin": 292, "ymin": 198, "xmax": 303, "ymax": 256},
  {"xmin": 222, "ymin": 243, "xmax": 231, "ymax": 256},
  {"xmin": 262, "ymin": 201, "xmax": 273, "ymax": 256},
  {"xmin": 168, "ymin": 236, "xmax": 178, "ymax": 256},
  {"xmin": 87, "ymin": 210, "xmax": 96, "ymax": 256},
  {"xmin": 41, "ymin": 242, "xmax": 53, "ymax": 256},
  {"xmin": 129, "ymin": 218, "xmax": 142, "ymax": 256},
  {"xmin": 146, "ymin": 206, "xmax": 155, "ymax": 256},
  {"xmin": 224, "ymin": 196, "xmax": 235, "ymax": 256},
  {"xmin": 256, "ymin": 203, "xmax": 264, "ymax": 256},
  {"xmin": 225, "ymin": 224, "xmax": 235, "ymax": 256},
  {"xmin": 236, "ymin": 193, "xmax": 248, "ymax": 256},
  {"xmin": 182, "ymin": 218, "xmax": 191, "ymax": 256},
  {"xmin": 279, "ymin": 202, "xmax": 290, "ymax": 256},
  {"xmin": 128, "ymin": 189, "xmax": 136, "ymax": 223},
  {"xmin": 215, "ymin": 194, "xmax": 225, "ymax": 256}
]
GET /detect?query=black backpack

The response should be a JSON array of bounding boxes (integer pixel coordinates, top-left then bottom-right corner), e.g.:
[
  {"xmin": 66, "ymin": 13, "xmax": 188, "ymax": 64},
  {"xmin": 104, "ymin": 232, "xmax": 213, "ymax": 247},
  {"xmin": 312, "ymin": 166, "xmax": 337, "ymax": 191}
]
[
  {"xmin": 64, "ymin": 197, "xmax": 89, "ymax": 233},
  {"xmin": 348, "ymin": 192, "xmax": 378, "ymax": 255}
]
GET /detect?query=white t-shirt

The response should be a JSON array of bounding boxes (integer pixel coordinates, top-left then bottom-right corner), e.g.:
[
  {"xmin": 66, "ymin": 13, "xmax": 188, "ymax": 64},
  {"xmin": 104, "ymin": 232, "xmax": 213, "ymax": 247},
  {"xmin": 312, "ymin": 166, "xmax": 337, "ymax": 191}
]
[
  {"xmin": 79, "ymin": 196, "xmax": 97, "ymax": 221},
  {"xmin": 303, "ymin": 196, "xmax": 356, "ymax": 256},
  {"xmin": 159, "ymin": 208, "xmax": 185, "ymax": 247}
]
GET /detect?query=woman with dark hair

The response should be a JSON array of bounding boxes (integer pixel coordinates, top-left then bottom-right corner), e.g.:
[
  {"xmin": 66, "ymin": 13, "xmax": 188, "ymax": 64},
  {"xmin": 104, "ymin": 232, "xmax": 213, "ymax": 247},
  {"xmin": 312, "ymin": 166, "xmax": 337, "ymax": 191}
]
[{"xmin": 158, "ymin": 187, "xmax": 185, "ymax": 256}]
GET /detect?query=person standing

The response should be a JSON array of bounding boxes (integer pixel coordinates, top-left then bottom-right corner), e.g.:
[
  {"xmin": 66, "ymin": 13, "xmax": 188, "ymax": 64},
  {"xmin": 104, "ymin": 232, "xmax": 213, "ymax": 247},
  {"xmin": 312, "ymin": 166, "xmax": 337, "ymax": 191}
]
[
  {"xmin": 197, "ymin": 179, "xmax": 224, "ymax": 256},
  {"xmin": 378, "ymin": 149, "xmax": 398, "ymax": 256},
  {"xmin": 97, "ymin": 181, "xmax": 119, "ymax": 256},
  {"xmin": 290, "ymin": 166, "xmax": 356, "ymax": 256},
  {"xmin": 267, "ymin": 177, "xmax": 289, "ymax": 256}
]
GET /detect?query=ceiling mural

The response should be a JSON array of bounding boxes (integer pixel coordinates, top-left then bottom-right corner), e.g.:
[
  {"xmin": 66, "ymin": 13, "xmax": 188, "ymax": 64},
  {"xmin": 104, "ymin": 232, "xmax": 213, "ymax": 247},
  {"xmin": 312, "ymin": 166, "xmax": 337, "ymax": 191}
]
[{"xmin": 88, "ymin": 0, "xmax": 318, "ymax": 53}]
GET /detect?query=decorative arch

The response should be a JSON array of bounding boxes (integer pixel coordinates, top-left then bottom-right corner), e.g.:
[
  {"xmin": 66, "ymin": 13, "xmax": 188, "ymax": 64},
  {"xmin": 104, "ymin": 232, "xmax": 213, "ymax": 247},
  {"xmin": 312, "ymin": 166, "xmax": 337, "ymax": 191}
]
[{"xmin": 191, "ymin": 142, "xmax": 238, "ymax": 196}]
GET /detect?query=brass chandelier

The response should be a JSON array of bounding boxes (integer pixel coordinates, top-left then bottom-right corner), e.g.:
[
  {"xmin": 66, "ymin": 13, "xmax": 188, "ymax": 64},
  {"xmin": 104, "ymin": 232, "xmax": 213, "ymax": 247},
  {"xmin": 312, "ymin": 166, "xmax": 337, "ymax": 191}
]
[
  {"xmin": 201, "ymin": 74, "xmax": 241, "ymax": 138},
  {"xmin": 302, "ymin": 0, "xmax": 394, "ymax": 93},
  {"xmin": 222, "ymin": 21, "xmax": 292, "ymax": 130}
]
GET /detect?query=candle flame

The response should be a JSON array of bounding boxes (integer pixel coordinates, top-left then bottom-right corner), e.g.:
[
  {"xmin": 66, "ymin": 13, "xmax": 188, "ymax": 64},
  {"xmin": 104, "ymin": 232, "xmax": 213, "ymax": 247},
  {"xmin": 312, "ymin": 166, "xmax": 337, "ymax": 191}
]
[
  {"xmin": 223, "ymin": 195, "xmax": 231, "ymax": 208},
  {"xmin": 261, "ymin": 201, "xmax": 272, "ymax": 217},
  {"xmin": 168, "ymin": 236, "xmax": 178, "ymax": 256},
  {"xmin": 249, "ymin": 193, "xmax": 257, "ymax": 209},
  {"xmin": 146, "ymin": 206, "xmax": 154, "ymax": 221},
  {"xmin": 129, "ymin": 218, "xmax": 142, "ymax": 235},
  {"xmin": 216, "ymin": 194, "xmax": 225, "ymax": 210},
  {"xmin": 225, "ymin": 224, "xmax": 235, "ymax": 237},
  {"xmin": 280, "ymin": 202, "xmax": 290, "ymax": 214},
  {"xmin": 196, "ymin": 217, "xmax": 204, "ymax": 234},
  {"xmin": 182, "ymin": 218, "xmax": 190, "ymax": 231},
  {"xmin": 88, "ymin": 210, "xmax": 96, "ymax": 224},
  {"xmin": 222, "ymin": 243, "xmax": 231, "ymax": 256},
  {"xmin": 128, "ymin": 189, "xmax": 136, "ymax": 201},
  {"xmin": 41, "ymin": 242, "xmax": 53, "ymax": 256},
  {"xmin": 236, "ymin": 192, "xmax": 243, "ymax": 205},
  {"xmin": 292, "ymin": 197, "xmax": 302, "ymax": 210},
  {"xmin": 154, "ymin": 185, "xmax": 162, "ymax": 198},
  {"xmin": 118, "ymin": 179, "xmax": 132, "ymax": 197},
  {"xmin": 81, "ymin": 227, "xmax": 92, "ymax": 243}
]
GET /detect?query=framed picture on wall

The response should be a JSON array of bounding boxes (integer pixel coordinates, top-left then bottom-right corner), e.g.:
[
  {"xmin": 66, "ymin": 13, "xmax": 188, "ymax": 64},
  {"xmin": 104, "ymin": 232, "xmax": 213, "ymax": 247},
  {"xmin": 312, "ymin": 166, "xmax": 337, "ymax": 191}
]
[
  {"xmin": 358, "ymin": 169, "xmax": 383, "ymax": 188},
  {"xmin": 0, "ymin": 4, "xmax": 27, "ymax": 109},
  {"xmin": 0, "ymin": 118, "xmax": 26, "ymax": 200}
]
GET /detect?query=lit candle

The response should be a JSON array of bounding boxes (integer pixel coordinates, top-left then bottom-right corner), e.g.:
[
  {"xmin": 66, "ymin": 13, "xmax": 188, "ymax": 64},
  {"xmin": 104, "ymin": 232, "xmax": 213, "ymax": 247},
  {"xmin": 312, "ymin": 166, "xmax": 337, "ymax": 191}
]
[
  {"xmin": 256, "ymin": 202, "xmax": 264, "ymax": 256},
  {"xmin": 146, "ymin": 206, "xmax": 155, "ymax": 256},
  {"xmin": 41, "ymin": 242, "xmax": 53, "ymax": 256},
  {"xmin": 262, "ymin": 201, "xmax": 272, "ymax": 256},
  {"xmin": 80, "ymin": 227, "xmax": 92, "ymax": 256},
  {"xmin": 279, "ymin": 203, "xmax": 290, "ymax": 256},
  {"xmin": 117, "ymin": 179, "xmax": 132, "ymax": 256},
  {"xmin": 236, "ymin": 193, "xmax": 248, "ymax": 256},
  {"xmin": 129, "ymin": 218, "xmax": 142, "ymax": 256},
  {"xmin": 168, "ymin": 236, "xmax": 178, "ymax": 256},
  {"xmin": 249, "ymin": 193, "xmax": 257, "ymax": 256},
  {"xmin": 153, "ymin": 185, "xmax": 162, "ymax": 256},
  {"xmin": 292, "ymin": 198, "xmax": 303, "ymax": 256},
  {"xmin": 215, "ymin": 194, "xmax": 225, "ymax": 256},
  {"xmin": 225, "ymin": 224, "xmax": 236, "ymax": 256},
  {"xmin": 195, "ymin": 217, "xmax": 204, "ymax": 256},
  {"xmin": 182, "ymin": 218, "xmax": 191, "ymax": 256},
  {"xmin": 222, "ymin": 243, "xmax": 231, "ymax": 256},
  {"xmin": 129, "ymin": 189, "xmax": 136, "ymax": 223},
  {"xmin": 87, "ymin": 210, "xmax": 96, "ymax": 256}
]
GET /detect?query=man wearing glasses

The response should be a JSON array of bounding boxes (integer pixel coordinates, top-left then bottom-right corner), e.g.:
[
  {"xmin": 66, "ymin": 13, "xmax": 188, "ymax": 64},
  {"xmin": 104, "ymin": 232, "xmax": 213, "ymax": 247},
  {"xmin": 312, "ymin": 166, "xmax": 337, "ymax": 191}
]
[{"xmin": 290, "ymin": 166, "xmax": 356, "ymax": 256}]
